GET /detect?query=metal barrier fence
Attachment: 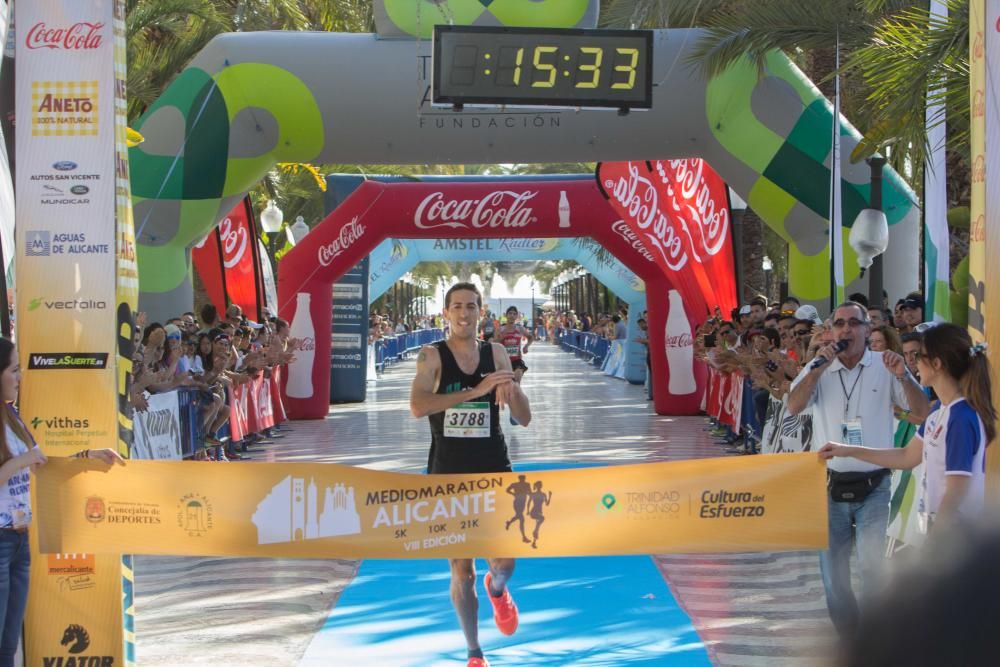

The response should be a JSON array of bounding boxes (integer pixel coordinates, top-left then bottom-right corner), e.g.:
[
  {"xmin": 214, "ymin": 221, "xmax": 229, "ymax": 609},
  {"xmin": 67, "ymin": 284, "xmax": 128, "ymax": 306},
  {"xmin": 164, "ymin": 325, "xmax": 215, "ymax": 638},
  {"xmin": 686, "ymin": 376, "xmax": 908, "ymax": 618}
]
[
  {"xmin": 555, "ymin": 328, "xmax": 610, "ymax": 367},
  {"xmin": 373, "ymin": 328, "xmax": 445, "ymax": 373}
]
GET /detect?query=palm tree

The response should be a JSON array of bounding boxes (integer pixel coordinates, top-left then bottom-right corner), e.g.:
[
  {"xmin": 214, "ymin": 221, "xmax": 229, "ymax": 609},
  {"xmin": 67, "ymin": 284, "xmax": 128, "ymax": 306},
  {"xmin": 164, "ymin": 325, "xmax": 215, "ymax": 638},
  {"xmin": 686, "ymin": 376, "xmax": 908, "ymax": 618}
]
[
  {"xmin": 126, "ymin": 0, "xmax": 231, "ymax": 122},
  {"xmin": 601, "ymin": 0, "xmax": 969, "ymax": 185}
]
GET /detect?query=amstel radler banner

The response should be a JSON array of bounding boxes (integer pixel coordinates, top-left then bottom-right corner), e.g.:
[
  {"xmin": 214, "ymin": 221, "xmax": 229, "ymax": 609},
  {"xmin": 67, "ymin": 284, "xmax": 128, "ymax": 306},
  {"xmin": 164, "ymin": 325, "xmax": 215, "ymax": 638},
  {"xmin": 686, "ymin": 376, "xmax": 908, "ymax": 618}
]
[
  {"xmin": 15, "ymin": 0, "xmax": 138, "ymax": 664},
  {"xmin": 36, "ymin": 453, "xmax": 828, "ymax": 557}
]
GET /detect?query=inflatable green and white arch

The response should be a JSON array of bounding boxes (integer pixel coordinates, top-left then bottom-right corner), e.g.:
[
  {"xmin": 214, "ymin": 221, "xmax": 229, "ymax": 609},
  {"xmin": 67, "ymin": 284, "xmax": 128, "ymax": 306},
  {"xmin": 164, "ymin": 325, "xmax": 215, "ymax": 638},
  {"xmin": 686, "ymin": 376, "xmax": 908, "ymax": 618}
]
[{"xmin": 129, "ymin": 0, "xmax": 918, "ymax": 318}]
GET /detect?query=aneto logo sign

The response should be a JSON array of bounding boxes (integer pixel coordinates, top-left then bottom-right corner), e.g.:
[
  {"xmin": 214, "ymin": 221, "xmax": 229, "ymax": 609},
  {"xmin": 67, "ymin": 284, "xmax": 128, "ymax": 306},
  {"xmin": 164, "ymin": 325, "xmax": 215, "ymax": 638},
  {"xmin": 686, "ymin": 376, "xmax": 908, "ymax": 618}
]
[{"xmin": 31, "ymin": 80, "xmax": 100, "ymax": 137}]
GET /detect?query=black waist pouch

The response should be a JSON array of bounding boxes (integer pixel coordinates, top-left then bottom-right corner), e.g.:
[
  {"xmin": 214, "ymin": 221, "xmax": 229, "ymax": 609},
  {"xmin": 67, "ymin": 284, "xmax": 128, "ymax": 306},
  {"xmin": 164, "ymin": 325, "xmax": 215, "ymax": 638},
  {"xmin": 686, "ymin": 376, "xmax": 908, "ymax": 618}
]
[{"xmin": 828, "ymin": 469, "xmax": 890, "ymax": 503}]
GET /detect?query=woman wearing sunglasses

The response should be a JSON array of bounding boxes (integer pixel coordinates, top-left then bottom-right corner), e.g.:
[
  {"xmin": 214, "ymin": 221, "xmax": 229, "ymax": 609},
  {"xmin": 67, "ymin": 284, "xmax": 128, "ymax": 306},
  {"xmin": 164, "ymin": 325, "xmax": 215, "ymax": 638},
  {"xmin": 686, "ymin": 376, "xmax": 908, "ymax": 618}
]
[{"xmin": 819, "ymin": 323, "xmax": 995, "ymax": 534}]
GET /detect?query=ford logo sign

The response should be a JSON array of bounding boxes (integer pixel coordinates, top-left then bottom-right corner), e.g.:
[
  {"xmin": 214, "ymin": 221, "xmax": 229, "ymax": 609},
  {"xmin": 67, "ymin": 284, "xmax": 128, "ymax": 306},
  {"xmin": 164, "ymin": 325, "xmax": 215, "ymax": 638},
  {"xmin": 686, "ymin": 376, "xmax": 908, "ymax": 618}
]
[
  {"xmin": 70, "ymin": 185, "xmax": 89, "ymax": 195},
  {"xmin": 52, "ymin": 161, "xmax": 77, "ymax": 171}
]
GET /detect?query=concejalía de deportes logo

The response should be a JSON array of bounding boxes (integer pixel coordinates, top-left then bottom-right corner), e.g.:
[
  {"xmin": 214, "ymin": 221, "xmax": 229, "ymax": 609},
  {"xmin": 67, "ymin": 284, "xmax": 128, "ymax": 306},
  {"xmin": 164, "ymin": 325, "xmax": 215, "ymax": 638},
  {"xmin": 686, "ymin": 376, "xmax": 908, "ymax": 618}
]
[{"xmin": 698, "ymin": 489, "xmax": 767, "ymax": 519}]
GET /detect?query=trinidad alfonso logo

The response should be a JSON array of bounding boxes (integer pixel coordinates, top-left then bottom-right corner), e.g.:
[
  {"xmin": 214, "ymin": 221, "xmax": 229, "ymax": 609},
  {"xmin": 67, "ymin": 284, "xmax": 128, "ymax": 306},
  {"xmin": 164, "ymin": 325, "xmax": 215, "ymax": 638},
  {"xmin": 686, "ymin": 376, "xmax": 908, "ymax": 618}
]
[{"xmin": 253, "ymin": 476, "xmax": 361, "ymax": 544}]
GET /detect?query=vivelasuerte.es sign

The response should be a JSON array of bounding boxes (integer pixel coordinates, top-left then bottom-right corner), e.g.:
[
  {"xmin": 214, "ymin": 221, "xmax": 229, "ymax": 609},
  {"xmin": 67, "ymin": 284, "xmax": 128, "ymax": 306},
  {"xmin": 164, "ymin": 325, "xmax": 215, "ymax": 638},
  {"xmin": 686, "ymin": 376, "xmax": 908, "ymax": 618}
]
[{"xmin": 36, "ymin": 453, "xmax": 827, "ymax": 559}]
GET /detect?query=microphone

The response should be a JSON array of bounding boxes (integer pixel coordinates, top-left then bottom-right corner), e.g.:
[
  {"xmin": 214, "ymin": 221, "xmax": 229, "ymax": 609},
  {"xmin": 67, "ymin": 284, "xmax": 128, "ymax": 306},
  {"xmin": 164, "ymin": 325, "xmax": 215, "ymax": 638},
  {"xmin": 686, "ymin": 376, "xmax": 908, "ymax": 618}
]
[{"xmin": 810, "ymin": 339, "xmax": 849, "ymax": 370}]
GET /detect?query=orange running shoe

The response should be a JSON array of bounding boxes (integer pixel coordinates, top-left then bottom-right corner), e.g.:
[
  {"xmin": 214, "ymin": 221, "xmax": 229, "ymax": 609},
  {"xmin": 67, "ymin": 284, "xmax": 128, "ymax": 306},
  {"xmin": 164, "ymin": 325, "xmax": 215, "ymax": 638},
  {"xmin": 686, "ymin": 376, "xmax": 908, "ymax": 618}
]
[
  {"xmin": 483, "ymin": 572, "xmax": 519, "ymax": 636},
  {"xmin": 467, "ymin": 658, "xmax": 490, "ymax": 667}
]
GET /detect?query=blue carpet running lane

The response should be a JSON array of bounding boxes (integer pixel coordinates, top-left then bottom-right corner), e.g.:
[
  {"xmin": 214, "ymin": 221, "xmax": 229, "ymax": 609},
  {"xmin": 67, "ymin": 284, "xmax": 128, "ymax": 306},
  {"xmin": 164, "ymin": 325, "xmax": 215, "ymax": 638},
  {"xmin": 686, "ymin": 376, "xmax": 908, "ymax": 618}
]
[{"xmin": 299, "ymin": 463, "xmax": 710, "ymax": 666}]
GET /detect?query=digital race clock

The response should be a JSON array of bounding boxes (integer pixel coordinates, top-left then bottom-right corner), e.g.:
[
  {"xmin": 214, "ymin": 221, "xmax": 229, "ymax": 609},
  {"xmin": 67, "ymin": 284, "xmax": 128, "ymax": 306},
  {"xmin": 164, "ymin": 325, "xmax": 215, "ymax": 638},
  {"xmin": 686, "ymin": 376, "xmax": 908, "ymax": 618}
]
[{"xmin": 433, "ymin": 25, "xmax": 653, "ymax": 110}]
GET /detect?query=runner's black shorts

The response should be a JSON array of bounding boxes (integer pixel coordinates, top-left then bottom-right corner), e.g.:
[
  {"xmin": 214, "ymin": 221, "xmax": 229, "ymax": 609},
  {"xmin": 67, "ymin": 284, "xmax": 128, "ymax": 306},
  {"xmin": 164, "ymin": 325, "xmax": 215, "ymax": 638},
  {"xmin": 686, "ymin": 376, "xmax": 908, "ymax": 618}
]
[{"xmin": 511, "ymin": 358, "xmax": 527, "ymax": 373}]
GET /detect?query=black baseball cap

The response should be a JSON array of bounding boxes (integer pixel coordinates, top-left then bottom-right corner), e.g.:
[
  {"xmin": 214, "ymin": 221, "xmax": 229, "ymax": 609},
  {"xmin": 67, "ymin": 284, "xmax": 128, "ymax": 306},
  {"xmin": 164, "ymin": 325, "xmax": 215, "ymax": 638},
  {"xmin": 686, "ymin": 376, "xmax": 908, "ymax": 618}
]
[{"xmin": 901, "ymin": 296, "xmax": 924, "ymax": 310}]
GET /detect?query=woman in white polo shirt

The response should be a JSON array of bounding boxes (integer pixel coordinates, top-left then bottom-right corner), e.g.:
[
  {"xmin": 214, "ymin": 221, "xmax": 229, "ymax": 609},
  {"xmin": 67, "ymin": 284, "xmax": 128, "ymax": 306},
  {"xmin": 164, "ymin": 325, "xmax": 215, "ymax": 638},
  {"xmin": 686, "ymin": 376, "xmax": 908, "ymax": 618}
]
[
  {"xmin": 819, "ymin": 323, "xmax": 995, "ymax": 533},
  {"xmin": 0, "ymin": 337, "xmax": 123, "ymax": 666}
]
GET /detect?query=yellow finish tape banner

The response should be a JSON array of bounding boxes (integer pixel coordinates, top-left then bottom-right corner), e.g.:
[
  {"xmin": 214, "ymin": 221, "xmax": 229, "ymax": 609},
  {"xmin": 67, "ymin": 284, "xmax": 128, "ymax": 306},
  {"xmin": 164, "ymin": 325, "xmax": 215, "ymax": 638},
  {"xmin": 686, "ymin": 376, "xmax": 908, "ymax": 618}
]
[{"xmin": 36, "ymin": 453, "xmax": 828, "ymax": 558}]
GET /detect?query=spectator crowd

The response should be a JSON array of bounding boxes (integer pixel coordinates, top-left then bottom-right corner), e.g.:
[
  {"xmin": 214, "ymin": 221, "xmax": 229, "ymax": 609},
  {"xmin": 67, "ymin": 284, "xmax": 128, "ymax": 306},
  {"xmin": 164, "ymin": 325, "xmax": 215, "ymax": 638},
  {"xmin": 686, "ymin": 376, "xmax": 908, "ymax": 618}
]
[
  {"xmin": 693, "ymin": 292, "xmax": 929, "ymax": 456},
  {"xmin": 130, "ymin": 302, "xmax": 300, "ymax": 461}
]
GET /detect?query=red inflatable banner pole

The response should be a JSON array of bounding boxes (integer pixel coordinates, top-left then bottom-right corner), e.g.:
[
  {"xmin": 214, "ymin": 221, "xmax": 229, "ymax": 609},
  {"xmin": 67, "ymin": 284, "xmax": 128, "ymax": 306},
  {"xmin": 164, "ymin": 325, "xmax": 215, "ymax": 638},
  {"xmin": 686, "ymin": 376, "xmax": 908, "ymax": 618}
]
[
  {"xmin": 596, "ymin": 161, "xmax": 712, "ymax": 317},
  {"xmin": 649, "ymin": 159, "xmax": 738, "ymax": 316},
  {"xmin": 192, "ymin": 197, "xmax": 266, "ymax": 320}
]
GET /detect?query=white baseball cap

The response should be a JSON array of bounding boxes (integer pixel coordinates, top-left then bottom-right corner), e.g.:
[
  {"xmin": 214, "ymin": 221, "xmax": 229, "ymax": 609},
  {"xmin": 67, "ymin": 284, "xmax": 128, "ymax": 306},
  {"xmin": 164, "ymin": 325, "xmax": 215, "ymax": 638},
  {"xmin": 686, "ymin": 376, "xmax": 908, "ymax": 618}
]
[{"xmin": 794, "ymin": 304, "xmax": 823, "ymax": 325}]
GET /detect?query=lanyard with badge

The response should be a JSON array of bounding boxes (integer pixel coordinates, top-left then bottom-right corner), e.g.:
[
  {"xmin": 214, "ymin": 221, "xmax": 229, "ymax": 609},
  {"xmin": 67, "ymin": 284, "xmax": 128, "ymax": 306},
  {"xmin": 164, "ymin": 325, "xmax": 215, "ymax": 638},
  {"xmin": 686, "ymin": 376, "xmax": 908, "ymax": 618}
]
[{"xmin": 839, "ymin": 366, "xmax": 865, "ymax": 445}]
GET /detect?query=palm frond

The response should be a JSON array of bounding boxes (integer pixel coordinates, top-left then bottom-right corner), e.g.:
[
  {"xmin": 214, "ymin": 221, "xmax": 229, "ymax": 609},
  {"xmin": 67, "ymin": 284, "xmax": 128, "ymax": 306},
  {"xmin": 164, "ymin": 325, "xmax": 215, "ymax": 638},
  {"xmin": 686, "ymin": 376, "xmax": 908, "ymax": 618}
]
[
  {"xmin": 277, "ymin": 163, "xmax": 327, "ymax": 191},
  {"xmin": 843, "ymin": 0, "xmax": 969, "ymax": 175},
  {"xmin": 601, "ymin": 0, "xmax": 738, "ymax": 30},
  {"xmin": 688, "ymin": 0, "xmax": 870, "ymax": 77}
]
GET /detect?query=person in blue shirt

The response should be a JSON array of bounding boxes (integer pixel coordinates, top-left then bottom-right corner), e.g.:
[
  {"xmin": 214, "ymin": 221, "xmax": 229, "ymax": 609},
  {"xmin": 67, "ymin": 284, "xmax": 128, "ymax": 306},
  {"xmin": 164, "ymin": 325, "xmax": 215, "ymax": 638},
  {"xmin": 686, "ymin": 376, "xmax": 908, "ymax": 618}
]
[{"xmin": 819, "ymin": 323, "xmax": 995, "ymax": 534}]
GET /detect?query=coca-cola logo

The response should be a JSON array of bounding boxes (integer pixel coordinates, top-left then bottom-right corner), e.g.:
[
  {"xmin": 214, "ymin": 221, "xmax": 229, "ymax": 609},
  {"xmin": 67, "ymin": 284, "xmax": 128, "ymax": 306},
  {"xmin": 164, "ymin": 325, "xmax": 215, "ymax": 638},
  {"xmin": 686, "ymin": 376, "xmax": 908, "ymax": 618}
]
[
  {"xmin": 666, "ymin": 333, "xmax": 693, "ymax": 348},
  {"xmin": 610, "ymin": 220, "xmax": 656, "ymax": 263},
  {"xmin": 659, "ymin": 159, "xmax": 729, "ymax": 257},
  {"xmin": 299, "ymin": 336, "xmax": 315, "ymax": 352},
  {"xmin": 414, "ymin": 191, "xmax": 538, "ymax": 230},
  {"xmin": 218, "ymin": 216, "xmax": 248, "ymax": 269},
  {"xmin": 318, "ymin": 217, "xmax": 366, "ymax": 267},
  {"xmin": 26, "ymin": 22, "xmax": 104, "ymax": 50},
  {"xmin": 604, "ymin": 164, "xmax": 688, "ymax": 271}
]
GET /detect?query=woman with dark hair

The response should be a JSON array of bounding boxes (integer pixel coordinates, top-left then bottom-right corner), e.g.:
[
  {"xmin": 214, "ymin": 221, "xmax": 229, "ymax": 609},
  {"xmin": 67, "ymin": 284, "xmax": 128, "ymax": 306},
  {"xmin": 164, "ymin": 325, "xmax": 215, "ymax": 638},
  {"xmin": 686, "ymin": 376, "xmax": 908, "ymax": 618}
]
[
  {"xmin": 0, "ymin": 337, "xmax": 123, "ymax": 665},
  {"xmin": 820, "ymin": 323, "xmax": 996, "ymax": 534}
]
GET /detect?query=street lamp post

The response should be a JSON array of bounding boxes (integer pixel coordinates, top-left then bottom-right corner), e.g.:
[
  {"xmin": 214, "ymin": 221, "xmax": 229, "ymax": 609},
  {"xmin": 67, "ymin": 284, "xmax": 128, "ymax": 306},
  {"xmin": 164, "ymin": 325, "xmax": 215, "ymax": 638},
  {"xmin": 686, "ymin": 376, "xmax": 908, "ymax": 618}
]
[
  {"xmin": 530, "ymin": 279, "xmax": 536, "ymax": 334},
  {"xmin": 762, "ymin": 255, "xmax": 773, "ymax": 302}
]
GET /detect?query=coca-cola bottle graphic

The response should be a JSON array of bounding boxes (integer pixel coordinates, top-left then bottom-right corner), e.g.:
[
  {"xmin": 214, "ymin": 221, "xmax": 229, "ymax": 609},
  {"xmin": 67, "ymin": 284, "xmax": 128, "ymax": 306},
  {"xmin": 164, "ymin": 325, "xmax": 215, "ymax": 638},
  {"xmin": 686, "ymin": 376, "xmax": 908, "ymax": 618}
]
[
  {"xmin": 665, "ymin": 290, "xmax": 696, "ymax": 394},
  {"xmin": 286, "ymin": 292, "xmax": 315, "ymax": 399},
  {"xmin": 558, "ymin": 191, "xmax": 571, "ymax": 228}
]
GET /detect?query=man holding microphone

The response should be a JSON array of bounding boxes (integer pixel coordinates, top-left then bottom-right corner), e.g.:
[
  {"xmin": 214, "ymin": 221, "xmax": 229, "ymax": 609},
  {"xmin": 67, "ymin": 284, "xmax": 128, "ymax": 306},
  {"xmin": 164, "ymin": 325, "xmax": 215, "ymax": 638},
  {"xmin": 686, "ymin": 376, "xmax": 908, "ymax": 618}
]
[{"xmin": 787, "ymin": 301, "xmax": 929, "ymax": 638}]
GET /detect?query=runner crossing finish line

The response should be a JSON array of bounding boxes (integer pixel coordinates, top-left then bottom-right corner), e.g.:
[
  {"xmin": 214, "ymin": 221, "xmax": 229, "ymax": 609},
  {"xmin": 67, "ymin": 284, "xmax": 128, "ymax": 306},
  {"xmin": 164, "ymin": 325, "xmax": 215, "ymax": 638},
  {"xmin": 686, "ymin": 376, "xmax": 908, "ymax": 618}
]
[{"xmin": 410, "ymin": 283, "xmax": 532, "ymax": 665}]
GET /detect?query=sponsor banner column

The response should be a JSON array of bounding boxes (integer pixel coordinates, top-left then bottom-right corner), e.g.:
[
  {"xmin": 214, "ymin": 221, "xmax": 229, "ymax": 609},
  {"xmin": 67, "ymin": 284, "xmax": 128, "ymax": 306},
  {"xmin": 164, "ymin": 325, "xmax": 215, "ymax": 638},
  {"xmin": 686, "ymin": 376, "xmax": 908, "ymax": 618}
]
[
  {"xmin": 972, "ymin": 1, "xmax": 987, "ymax": 343},
  {"xmin": 330, "ymin": 256, "xmax": 370, "ymax": 402},
  {"xmin": 15, "ymin": 0, "xmax": 115, "ymax": 450},
  {"xmin": 16, "ymin": 0, "xmax": 131, "ymax": 665},
  {"xmin": 982, "ymin": 0, "xmax": 1000, "ymax": 497}
]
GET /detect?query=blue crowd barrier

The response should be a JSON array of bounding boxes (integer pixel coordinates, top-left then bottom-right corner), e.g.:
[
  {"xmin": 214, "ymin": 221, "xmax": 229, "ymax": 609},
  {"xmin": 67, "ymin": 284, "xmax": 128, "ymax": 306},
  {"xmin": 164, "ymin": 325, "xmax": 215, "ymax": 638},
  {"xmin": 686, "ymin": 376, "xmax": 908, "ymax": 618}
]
[
  {"xmin": 373, "ymin": 328, "xmax": 445, "ymax": 374},
  {"xmin": 174, "ymin": 387, "xmax": 206, "ymax": 459},
  {"xmin": 556, "ymin": 328, "xmax": 611, "ymax": 366}
]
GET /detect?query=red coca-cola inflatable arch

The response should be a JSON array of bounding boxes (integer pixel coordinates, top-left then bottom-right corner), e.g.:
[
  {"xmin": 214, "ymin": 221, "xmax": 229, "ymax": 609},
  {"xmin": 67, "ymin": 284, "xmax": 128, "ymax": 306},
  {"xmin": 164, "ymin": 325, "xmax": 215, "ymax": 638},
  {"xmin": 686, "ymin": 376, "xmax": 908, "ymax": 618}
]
[{"xmin": 278, "ymin": 166, "xmax": 736, "ymax": 419}]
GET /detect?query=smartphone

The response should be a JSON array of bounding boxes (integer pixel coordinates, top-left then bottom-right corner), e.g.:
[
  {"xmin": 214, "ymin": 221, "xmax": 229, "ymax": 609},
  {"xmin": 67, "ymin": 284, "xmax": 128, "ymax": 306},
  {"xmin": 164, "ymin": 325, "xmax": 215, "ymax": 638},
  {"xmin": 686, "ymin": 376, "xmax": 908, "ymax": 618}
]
[{"xmin": 704, "ymin": 333, "xmax": 717, "ymax": 348}]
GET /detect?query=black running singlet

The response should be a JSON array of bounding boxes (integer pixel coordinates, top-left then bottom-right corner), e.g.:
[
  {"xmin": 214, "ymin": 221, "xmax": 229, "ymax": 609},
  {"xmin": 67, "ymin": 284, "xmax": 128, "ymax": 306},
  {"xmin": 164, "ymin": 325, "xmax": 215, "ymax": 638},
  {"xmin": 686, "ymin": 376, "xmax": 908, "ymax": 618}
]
[{"xmin": 427, "ymin": 340, "xmax": 511, "ymax": 475}]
